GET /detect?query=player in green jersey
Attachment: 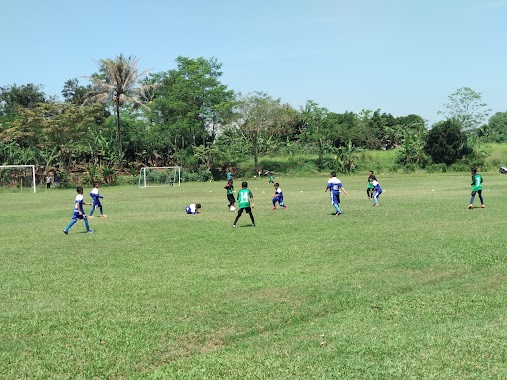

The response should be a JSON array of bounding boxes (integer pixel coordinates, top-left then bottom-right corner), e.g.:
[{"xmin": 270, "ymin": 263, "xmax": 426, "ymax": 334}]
[
  {"xmin": 232, "ymin": 181, "xmax": 255, "ymax": 228},
  {"xmin": 468, "ymin": 168, "xmax": 485, "ymax": 209}
]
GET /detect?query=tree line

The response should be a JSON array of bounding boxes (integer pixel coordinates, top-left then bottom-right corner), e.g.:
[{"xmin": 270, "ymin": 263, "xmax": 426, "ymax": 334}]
[{"xmin": 1, "ymin": 55, "xmax": 506, "ymax": 185}]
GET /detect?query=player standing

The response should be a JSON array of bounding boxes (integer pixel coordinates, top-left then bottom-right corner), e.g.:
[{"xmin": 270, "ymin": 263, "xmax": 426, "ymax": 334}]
[
  {"xmin": 468, "ymin": 168, "xmax": 485, "ymax": 209},
  {"xmin": 325, "ymin": 171, "xmax": 348, "ymax": 215},
  {"xmin": 371, "ymin": 179, "xmax": 382, "ymax": 207},
  {"xmin": 367, "ymin": 170, "xmax": 376, "ymax": 199},
  {"xmin": 232, "ymin": 181, "xmax": 255, "ymax": 227}
]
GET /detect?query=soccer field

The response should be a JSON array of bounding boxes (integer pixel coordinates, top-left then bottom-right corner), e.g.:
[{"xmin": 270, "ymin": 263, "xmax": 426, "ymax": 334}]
[{"xmin": 2, "ymin": 173, "xmax": 507, "ymax": 379}]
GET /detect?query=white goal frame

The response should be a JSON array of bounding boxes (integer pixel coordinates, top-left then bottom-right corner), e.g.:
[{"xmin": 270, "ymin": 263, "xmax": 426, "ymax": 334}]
[
  {"xmin": 0, "ymin": 165, "xmax": 37, "ymax": 193},
  {"xmin": 138, "ymin": 166, "xmax": 181, "ymax": 188}
]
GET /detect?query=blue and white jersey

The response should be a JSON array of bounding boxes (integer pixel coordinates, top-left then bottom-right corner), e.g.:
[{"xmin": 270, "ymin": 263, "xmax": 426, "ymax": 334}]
[
  {"xmin": 186, "ymin": 204, "xmax": 198, "ymax": 214},
  {"xmin": 372, "ymin": 180, "xmax": 382, "ymax": 193},
  {"xmin": 274, "ymin": 187, "xmax": 283, "ymax": 198},
  {"xmin": 73, "ymin": 194, "xmax": 85, "ymax": 216},
  {"xmin": 327, "ymin": 177, "xmax": 342, "ymax": 194},
  {"xmin": 90, "ymin": 187, "xmax": 102, "ymax": 200}
]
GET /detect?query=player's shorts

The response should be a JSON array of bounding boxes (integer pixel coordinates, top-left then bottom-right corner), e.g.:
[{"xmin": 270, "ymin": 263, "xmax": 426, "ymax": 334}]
[
  {"xmin": 331, "ymin": 192, "xmax": 340, "ymax": 205},
  {"xmin": 237, "ymin": 207, "xmax": 252, "ymax": 215},
  {"xmin": 471, "ymin": 190, "xmax": 482, "ymax": 196},
  {"xmin": 72, "ymin": 212, "xmax": 87, "ymax": 220},
  {"xmin": 227, "ymin": 194, "xmax": 235, "ymax": 203}
]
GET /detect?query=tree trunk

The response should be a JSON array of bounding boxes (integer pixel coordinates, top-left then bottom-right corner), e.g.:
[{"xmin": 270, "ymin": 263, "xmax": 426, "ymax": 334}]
[
  {"xmin": 253, "ymin": 133, "xmax": 259, "ymax": 174},
  {"xmin": 115, "ymin": 102, "xmax": 123, "ymax": 170}
]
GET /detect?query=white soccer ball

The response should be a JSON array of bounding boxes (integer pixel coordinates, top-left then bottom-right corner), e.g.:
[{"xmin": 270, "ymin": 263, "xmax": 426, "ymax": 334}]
[{"xmin": 230, "ymin": 206, "xmax": 236, "ymax": 211}]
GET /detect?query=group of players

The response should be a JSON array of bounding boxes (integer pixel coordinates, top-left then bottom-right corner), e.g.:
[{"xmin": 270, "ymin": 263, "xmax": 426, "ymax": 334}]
[
  {"xmin": 63, "ymin": 182, "xmax": 106, "ymax": 234},
  {"xmin": 63, "ymin": 168, "xmax": 485, "ymax": 234}
]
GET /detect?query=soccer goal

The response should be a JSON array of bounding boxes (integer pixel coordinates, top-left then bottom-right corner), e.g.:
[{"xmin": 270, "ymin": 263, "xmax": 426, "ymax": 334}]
[
  {"xmin": 138, "ymin": 166, "xmax": 181, "ymax": 188},
  {"xmin": 0, "ymin": 165, "xmax": 37, "ymax": 193}
]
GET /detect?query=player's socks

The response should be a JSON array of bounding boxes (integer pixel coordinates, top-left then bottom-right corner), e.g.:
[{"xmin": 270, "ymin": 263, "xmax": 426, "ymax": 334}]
[{"xmin": 84, "ymin": 219, "xmax": 91, "ymax": 231}]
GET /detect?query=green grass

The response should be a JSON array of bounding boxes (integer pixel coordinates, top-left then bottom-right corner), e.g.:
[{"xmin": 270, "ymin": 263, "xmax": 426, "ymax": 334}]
[{"xmin": 2, "ymin": 173, "xmax": 507, "ymax": 379}]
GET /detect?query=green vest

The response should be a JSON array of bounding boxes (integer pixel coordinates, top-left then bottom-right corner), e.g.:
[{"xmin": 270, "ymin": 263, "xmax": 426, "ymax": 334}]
[
  {"xmin": 472, "ymin": 174, "xmax": 483, "ymax": 191},
  {"xmin": 237, "ymin": 188, "xmax": 252, "ymax": 208}
]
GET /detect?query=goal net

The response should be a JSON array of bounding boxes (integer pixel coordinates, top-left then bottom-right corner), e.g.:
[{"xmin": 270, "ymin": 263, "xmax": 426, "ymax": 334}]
[
  {"xmin": 138, "ymin": 166, "xmax": 181, "ymax": 188},
  {"xmin": 0, "ymin": 165, "xmax": 37, "ymax": 193}
]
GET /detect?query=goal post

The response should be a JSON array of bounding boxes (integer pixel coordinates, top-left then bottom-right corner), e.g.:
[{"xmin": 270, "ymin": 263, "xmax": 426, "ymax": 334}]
[
  {"xmin": 0, "ymin": 165, "xmax": 37, "ymax": 193},
  {"xmin": 138, "ymin": 166, "xmax": 181, "ymax": 188}
]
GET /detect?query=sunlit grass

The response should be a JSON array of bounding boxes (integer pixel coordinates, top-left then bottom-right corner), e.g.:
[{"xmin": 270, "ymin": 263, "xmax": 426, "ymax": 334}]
[{"xmin": 1, "ymin": 172, "xmax": 507, "ymax": 379}]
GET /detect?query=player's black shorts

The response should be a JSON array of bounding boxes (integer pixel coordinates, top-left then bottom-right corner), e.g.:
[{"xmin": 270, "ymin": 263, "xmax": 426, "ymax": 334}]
[
  {"xmin": 471, "ymin": 190, "xmax": 482, "ymax": 196},
  {"xmin": 237, "ymin": 207, "xmax": 252, "ymax": 215}
]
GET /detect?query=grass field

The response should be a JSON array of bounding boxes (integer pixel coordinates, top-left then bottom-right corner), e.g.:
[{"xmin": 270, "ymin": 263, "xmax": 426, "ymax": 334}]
[{"xmin": 2, "ymin": 172, "xmax": 507, "ymax": 379}]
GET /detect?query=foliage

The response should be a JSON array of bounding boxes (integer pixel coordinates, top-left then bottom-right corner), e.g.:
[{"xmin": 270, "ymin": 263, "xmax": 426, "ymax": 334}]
[
  {"xmin": 151, "ymin": 56, "xmax": 236, "ymax": 155},
  {"xmin": 438, "ymin": 87, "xmax": 491, "ymax": 132},
  {"xmin": 0, "ymin": 83, "xmax": 47, "ymax": 116},
  {"xmin": 424, "ymin": 119, "xmax": 469, "ymax": 165},
  {"xmin": 395, "ymin": 129, "xmax": 428, "ymax": 167},
  {"xmin": 234, "ymin": 92, "xmax": 297, "ymax": 173},
  {"xmin": 478, "ymin": 111, "xmax": 507, "ymax": 143},
  {"xmin": 84, "ymin": 54, "xmax": 153, "ymax": 164}
]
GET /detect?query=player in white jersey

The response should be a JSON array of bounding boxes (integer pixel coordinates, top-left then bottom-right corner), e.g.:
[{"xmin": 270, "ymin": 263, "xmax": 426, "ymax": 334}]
[
  {"xmin": 325, "ymin": 171, "xmax": 348, "ymax": 215},
  {"xmin": 63, "ymin": 187, "xmax": 94, "ymax": 234}
]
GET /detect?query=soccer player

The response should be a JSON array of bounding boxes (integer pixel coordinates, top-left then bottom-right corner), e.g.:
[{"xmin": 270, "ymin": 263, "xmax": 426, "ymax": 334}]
[
  {"xmin": 367, "ymin": 170, "xmax": 376, "ymax": 199},
  {"xmin": 324, "ymin": 171, "xmax": 348, "ymax": 215},
  {"xmin": 89, "ymin": 182, "xmax": 107, "ymax": 218},
  {"xmin": 372, "ymin": 179, "xmax": 382, "ymax": 207},
  {"xmin": 468, "ymin": 168, "xmax": 485, "ymax": 209},
  {"xmin": 272, "ymin": 182, "xmax": 288, "ymax": 210},
  {"xmin": 63, "ymin": 186, "xmax": 94, "ymax": 234},
  {"xmin": 185, "ymin": 204, "xmax": 202, "ymax": 214},
  {"xmin": 224, "ymin": 180, "xmax": 235, "ymax": 208},
  {"xmin": 232, "ymin": 181, "xmax": 255, "ymax": 227}
]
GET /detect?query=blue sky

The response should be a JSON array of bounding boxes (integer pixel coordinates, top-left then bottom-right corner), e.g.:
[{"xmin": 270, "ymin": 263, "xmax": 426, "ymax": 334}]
[{"xmin": 1, "ymin": 0, "xmax": 506, "ymax": 126}]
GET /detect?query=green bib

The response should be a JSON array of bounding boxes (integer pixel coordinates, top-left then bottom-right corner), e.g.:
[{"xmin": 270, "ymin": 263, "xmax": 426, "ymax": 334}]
[{"xmin": 237, "ymin": 189, "xmax": 251, "ymax": 208}]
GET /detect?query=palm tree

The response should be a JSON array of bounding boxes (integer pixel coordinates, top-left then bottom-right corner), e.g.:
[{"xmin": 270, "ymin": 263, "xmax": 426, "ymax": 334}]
[{"xmin": 85, "ymin": 54, "xmax": 152, "ymax": 168}]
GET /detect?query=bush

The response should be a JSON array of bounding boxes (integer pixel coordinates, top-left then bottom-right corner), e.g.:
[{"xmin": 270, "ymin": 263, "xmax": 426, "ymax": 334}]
[{"xmin": 426, "ymin": 163, "xmax": 447, "ymax": 173}]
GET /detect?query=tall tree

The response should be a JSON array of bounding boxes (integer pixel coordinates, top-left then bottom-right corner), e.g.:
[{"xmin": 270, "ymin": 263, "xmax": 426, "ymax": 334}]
[
  {"xmin": 424, "ymin": 119, "xmax": 468, "ymax": 165},
  {"xmin": 152, "ymin": 56, "xmax": 236, "ymax": 154},
  {"xmin": 0, "ymin": 83, "xmax": 47, "ymax": 116},
  {"xmin": 299, "ymin": 100, "xmax": 330, "ymax": 165},
  {"xmin": 438, "ymin": 87, "xmax": 491, "ymax": 132},
  {"xmin": 84, "ymin": 54, "xmax": 152, "ymax": 166},
  {"xmin": 62, "ymin": 78, "xmax": 92, "ymax": 105},
  {"xmin": 478, "ymin": 111, "xmax": 507, "ymax": 143},
  {"xmin": 234, "ymin": 92, "xmax": 295, "ymax": 173}
]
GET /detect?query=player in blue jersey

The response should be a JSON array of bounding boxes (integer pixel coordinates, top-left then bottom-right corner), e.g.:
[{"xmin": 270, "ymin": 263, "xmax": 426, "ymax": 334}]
[
  {"xmin": 272, "ymin": 182, "xmax": 288, "ymax": 210},
  {"xmin": 185, "ymin": 203, "xmax": 202, "ymax": 214},
  {"xmin": 371, "ymin": 179, "xmax": 382, "ymax": 207},
  {"xmin": 63, "ymin": 186, "xmax": 94, "ymax": 234},
  {"xmin": 325, "ymin": 172, "xmax": 348, "ymax": 215},
  {"xmin": 89, "ymin": 182, "xmax": 107, "ymax": 218}
]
